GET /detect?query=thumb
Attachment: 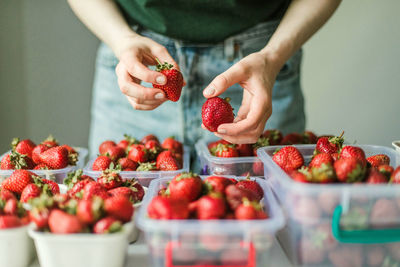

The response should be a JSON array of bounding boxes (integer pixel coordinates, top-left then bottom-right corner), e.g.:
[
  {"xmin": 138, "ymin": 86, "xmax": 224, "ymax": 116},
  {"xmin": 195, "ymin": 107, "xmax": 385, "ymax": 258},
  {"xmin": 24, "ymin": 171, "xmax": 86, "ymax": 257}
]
[{"xmin": 203, "ymin": 64, "xmax": 244, "ymax": 98}]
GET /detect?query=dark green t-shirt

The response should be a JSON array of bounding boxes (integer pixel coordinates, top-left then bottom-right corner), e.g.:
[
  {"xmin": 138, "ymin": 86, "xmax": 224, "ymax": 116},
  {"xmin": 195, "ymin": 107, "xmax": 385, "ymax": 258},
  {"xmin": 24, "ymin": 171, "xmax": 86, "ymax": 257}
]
[{"xmin": 116, "ymin": 0, "xmax": 289, "ymax": 43}]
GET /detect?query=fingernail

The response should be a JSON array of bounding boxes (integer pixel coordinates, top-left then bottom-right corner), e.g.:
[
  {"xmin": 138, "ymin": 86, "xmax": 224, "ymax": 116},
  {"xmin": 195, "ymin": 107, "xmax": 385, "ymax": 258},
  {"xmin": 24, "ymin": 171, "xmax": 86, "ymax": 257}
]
[
  {"xmin": 156, "ymin": 75, "xmax": 166, "ymax": 84},
  {"xmin": 204, "ymin": 87, "xmax": 215, "ymax": 96},
  {"xmin": 218, "ymin": 128, "xmax": 227, "ymax": 134},
  {"xmin": 155, "ymin": 93, "xmax": 164, "ymax": 99}
]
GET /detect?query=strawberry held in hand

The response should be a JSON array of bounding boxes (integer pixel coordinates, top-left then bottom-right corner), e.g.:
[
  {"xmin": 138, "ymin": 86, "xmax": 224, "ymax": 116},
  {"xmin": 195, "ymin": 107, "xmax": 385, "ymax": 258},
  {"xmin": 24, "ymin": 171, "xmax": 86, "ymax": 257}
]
[
  {"xmin": 202, "ymin": 97, "xmax": 234, "ymax": 132},
  {"xmin": 152, "ymin": 59, "xmax": 183, "ymax": 102}
]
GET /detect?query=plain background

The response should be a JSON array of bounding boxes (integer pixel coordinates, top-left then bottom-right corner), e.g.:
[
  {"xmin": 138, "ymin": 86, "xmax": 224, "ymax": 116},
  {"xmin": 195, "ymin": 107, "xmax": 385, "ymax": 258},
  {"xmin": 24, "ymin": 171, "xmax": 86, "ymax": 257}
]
[{"xmin": 1, "ymin": 0, "xmax": 399, "ymax": 153}]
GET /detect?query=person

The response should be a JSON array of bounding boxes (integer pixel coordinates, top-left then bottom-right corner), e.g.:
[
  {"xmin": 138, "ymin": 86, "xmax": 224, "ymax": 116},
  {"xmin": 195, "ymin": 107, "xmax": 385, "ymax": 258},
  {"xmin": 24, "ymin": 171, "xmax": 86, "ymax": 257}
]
[{"xmin": 67, "ymin": 0, "xmax": 341, "ymax": 159}]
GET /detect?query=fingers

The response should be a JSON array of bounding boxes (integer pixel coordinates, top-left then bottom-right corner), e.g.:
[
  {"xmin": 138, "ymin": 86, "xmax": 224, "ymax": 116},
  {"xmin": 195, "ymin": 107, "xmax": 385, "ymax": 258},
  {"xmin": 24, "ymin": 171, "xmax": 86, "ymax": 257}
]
[
  {"xmin": 203, "ymin": 64, "xmax": 246, "ymax": 98},
  {"xmin": 125, "ymin": 96, "xmax": 163, "ymax": 111}
]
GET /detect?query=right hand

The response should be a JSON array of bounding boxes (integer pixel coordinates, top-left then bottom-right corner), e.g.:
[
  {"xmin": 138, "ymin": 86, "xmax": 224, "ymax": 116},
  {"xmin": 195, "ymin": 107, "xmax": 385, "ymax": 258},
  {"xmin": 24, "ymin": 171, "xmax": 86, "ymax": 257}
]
[{"xmin": 114, "ymin": 35, "xmax": 180, "ymax": 110}]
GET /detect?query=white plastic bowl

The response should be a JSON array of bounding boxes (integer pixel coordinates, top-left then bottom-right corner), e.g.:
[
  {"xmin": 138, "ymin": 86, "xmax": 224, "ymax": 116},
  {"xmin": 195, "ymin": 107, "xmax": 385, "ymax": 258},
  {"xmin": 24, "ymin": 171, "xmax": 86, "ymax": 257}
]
[
  {"xmin": 0, "ymin": 225, "xmax": 35, "ymax": 267},
  {"xmin": 29, "ymin": 222, "xmax": 134, "ymax": 267}
]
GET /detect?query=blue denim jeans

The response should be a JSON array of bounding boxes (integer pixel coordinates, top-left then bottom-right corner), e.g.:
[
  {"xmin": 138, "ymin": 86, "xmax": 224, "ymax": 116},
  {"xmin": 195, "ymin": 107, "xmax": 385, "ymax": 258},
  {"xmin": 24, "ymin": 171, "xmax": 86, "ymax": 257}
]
[{"xmin": 89, "ymin": 21, "xmax": 305, "ymax": 164}]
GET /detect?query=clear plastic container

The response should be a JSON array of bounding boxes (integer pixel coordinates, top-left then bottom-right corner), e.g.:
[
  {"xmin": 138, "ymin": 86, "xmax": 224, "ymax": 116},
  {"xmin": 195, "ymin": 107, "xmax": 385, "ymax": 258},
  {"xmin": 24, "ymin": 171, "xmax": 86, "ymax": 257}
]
[
  {"xmin": 83, "ymin": 146, "xmax": 190, "ymax": 187},
  {"xmin": 0, "ymin": 225, "xmax": 35, "ymax": 267},
  {"xmin": 258, "ymin": 144, "xmax": 400, "ymax": 267},
  {"xmin": 136, "ymin": 175, "xmax": 285, "ymax": 267},
  {"xmin": 195, "ymin": 140, "xmax": 264, "ymax": 176},
  {"xmin": 0, "ymin": 147, "xmax": 88, "ymax": 184}
]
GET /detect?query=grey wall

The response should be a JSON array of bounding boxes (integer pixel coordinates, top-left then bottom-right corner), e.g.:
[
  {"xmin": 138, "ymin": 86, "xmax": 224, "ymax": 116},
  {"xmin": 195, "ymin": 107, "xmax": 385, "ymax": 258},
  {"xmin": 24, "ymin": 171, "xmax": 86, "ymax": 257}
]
[{"xmin": 0, "ymin": 0, "xmax": 399, "ymax": 152}]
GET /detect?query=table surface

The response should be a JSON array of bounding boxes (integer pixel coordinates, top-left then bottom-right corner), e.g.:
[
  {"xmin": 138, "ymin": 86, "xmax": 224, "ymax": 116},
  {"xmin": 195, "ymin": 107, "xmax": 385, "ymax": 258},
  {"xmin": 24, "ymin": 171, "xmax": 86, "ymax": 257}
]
[{"xmin": 29, "ymin": 232, "xmax": 293, "ymax": 267}]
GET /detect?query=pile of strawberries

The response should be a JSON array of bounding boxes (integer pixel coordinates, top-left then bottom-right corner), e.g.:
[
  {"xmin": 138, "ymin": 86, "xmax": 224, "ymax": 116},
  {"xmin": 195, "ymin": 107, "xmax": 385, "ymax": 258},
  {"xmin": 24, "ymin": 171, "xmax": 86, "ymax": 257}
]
[
  {"xmin": 0, "ymin": 187, "xmax": 30, "ymax": 229},
  {"xmin": 273, "ymin": 133, "xmax": 400, "ymax": 184},
  {"xmin": 148, "ymin": 172, "xmax": 267, "ymax": 220},
  {"xmin": 92, "ymin": 134, "xmax": 183, "ymax": 172},
  {"xmin": 0, "ymin": 136, "xmax": 78, "ymax": 171}
]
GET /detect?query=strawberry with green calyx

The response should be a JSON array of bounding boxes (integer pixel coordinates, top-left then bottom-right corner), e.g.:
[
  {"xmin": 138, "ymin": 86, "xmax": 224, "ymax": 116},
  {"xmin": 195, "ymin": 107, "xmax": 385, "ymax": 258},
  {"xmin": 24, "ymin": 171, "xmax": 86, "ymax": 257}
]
[
  {"xmin": 2, "ymin": 169, "xmax": 37, "ymax": 194},
  {"xmin": 367, "ymin": 154, "xmax": 390, "ymax": 168},
  {"xmin": 195, "ymin": 192, "xmax": 226, "ymax": 220},
  {"xmin": 334, "ymin": 157, "xmax": 366, "ymax": 183},
  {"xmin": 39, "ymin": 146, "xmax": 69, "ymax": 169},
  {"xmin": 11, "ymin": 138, "xmax": 36, "ymax": 158},
  {"xmin": 128, "ymin": 144, "xmax": 148, "ymax": 163},
  {"xmin": 390, "ymin": 166, "xmax": 400, "ymax": 184},
  {"xmin": 0, "ymin": 189, "xmax": 16, "ymax": 201},
  {"xmin": 77, "ymin": 197, "xmax": 104, "ymax": 224},
  {"xmin": 215, "ymin": 143, "xmax": 239, "ymax": 158},
  {"xmin": 97, "ymin": 169, "xmax": 123, "ymax": 190},
  {"xmin": 289, "ymin": 168, "xmax": 311, "ymax": 183},
  {"xmin": 161, "ymin": 136, "xmax": 183, "ymax": 154},
  {"xmin": 0, "ymin": 215, "xmax": 22, "ymax": 229},
  {"xmin": 235, "ymin": 198, "xmax": 267, "ymax": 220},
  {"xmin": 117, "ymin": 157, "xmax": 137, "ymax": 171},
  {"xmin": 302, "ymin": 131, "xmax": 318, "ymax": 144},
  {"xmin": 20, "ymin": 184, "xmax": 42, "ymax": 203},
  {"xmin": 61, "ymin": 144, "xmax": 79, "ymax": 166},
  {"xmin": 340, "ymin": 146, "xmax": 367, "ymax": 167},
  {"xmin": 102, "ymin": 146, "xmax": 125, "ymax": 162},
  {"xmin": 1, "ymin": 151, "xmax": 35, "ymax": 170},
  {"xmin": 156, "ymin": 155, "xmax": 180, "ymax": 171},
  {"xmin": 48, "ymin": 209, "xmax": 83, "ymax": 234},
  {"xmin": 202, "ymin": 97, "xmax": 234, "ymax": 132},
  {"xmin": 208, "ymin": 139, "xmax": 231, "ymax": 155},
  {"xmin": 82, "ymin": 182, "xmax": 109, "ymax": 201},
  {"xmin": 235, "ymin": 144, "xmax": 253, "ymax": 157},
  {"xmin": 204, "ymin": 176, "xmax": 234, "ymax": 194},
  {"xmin": 92, "ymin": 155, "xmax": 112, "ymax": 171},
  {"xmin": 29, "ymin": 194, "xmax": 54, "ymax": 229},
  {"xmin": 310, "ymin": 163, "xmax": 337, "ymax": 183},
  {"xmin": 41, "ymin": 135, "xmax": 59, "ymax": 148},
  {"xmin": 236, "ymin": 175, "xmax": 264, "ymax": 201},
  {"xmin": 148, "ymin": 196, "xmax": 189, "ymax": 219},
  {"xmin": 140, "ymin": 134, "xmax": 160, "ymax": 145},
  {"xmin": 252, "ymin": 136, "xmax": 269, "ymax": 156},
  {"xmin": 104, "ymin": 195, "xmax": 134, "ymax": 222},
  {"xmin": 121, "ymin": 178, "xmax": 144, "ymax": 202},
  {"xmin": 63, "ymin": 169, "xmax": 94, "ymax": 190},
  {"xmin": 366, "ymin": 168, "xmax": 388, "ymax": 184},
  {"xmin": 378, "ymin": 165, "xmax": 394, "ymax": 179},
  {"xmin": 99, "ymin": 140, "xmax": 116, "ymax": 155},
  {"xmin": 314, "ymin": 132, "xmax": 344, "ymax": 155},
  {"xmin": 262, "ymin": 129, "xmax": 283, "ymax": 145},
  {"xmin": 310, "ymin": 153, "xmax": 333, "ymax": 168},
  {"xmin": 168, "ymin": 172, "xmax": 203, "ymax": 202},
  {"xmin": 93, "ymin": 217, "xmax": 122, "ymax": 234},
  {"xmin": 68, "ymin": 179, "xmax": 93, "ymax": 199},
  {"xmin": 117, "ymin": 134, "xmax": 139, "ymax": 151},
  {"xmin": 272, "ymin": 146, "xmax": 304, "ymax": 173},
  {"xmin": 280, "ymin": 133, "xmax": 304, "ymax": 145},
  {"xmin": 108, "ymin": 187, "xmax": 136, "ymax": 203},
  {"xmin": 136, "ymin": 162, "xmax": 158, "ymax": 171},
  {"xmin": 32, "ymin": 144, "xmax": 49, "ymax": 164},
  {"xmin": 33, "ymin": 163, "xmax": 51, "ymax": 170},
  {"xmin": 152, "ymin": 59, "xmax": 183, "ymax": 102},
  {"xmin": 225, "ymin": 184, "xmax": 258, "ymax": 210},
  {"xmin": 41, "ymin": 179, "xmax": 60, "ymax": 195},
  {"xmin": 144, "ymin": 139, "xmax": 162, "ymax": 161}
]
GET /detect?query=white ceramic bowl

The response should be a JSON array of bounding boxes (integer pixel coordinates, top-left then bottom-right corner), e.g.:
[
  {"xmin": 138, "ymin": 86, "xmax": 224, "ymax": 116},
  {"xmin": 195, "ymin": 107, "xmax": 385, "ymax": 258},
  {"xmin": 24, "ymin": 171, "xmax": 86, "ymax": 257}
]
[{"xmin": 0, "ymin": 225, "xmax": 35, "ymax": 267}]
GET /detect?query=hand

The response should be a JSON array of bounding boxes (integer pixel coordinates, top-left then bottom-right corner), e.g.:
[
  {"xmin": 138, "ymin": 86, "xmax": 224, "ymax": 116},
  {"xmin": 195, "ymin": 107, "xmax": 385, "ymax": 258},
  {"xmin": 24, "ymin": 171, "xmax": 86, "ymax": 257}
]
[
  {"xmin": 202, "ymin": 51, "xmax": 281, "ymax": 144},
  {"xmin": 114, "ymin": 35, "xmax": 181, "ymax": 110}
]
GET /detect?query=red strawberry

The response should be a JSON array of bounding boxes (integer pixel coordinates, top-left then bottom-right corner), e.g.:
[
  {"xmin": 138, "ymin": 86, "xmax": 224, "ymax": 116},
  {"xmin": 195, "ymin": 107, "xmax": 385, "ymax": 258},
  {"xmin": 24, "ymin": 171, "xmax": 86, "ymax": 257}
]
[
  {"xmin": 108, "ymin": 187, "xmax": 135, "ymax": 202},
  {"xmin": 0, "ymin": 215, "xmax": 22, "ymax": 229},
  {"xmin": 144, "ymin": 139, "xmax": 162, "ymax": 155},
  {"xmin": 30, "ymin": 208, "xmax": 50, "ymax": 229},
  {"xmin": 235, "ymin": 199, "xmax": 267, "ymax": 220},
  {"xmin": 99, "ymin": 140, "xmax": 116, "ymax": 155},
  {"xmin": 302, "ymin": 131, "xmax": 318, "ymax": 144},
  {"xmin": 20, "ymin": 184, "xmax": 41, "ymax": 203},
  {"xmin": 262, "ymin": 129, "xmax": 283, "ymax": 145},
  {"xmin": 140, "ymin": 134, "xmax": 159, "ymax": 145},
  {"xmin": 196, "ymin": 193, "xmax": 226, "ymax": 220},
  {"xmin": 41, "ymin": 135, "xmax": 59, "ymax": 148},
  {"xmin": 1, "ymin": 151, "xmax": 35, "ymax": 170},
  {"xmin": 225, "ymin": 184, "xmax": 258, "ymax": 210},
  {"xmin": 33, "ymin": 163, "xmax": 51, "ymax": 170},
  {"xmin": 340, "ymin": 146, "xmax": 367, "ymax": 166},
  {"xmin": 272, "ymin": 146, "xmax": 304, "ymax": 172},
  {"xmin": 204, "ymin": 176, "xmax": 234, "ymax": 194},
  {"xmin": 104, "ymin": 196, "xmax": 134, "ymax": 222},
  {"xmin": 63, "ymin": 169, "xmax": 94, "ymax": 190},
  {"xmin": 0, "ymin": 154, "xmax": 14, "ymax": 170},
  {"xmin": 280, "ymin": 133, "xmax": 303, "ymax": 145},
  {"xmin": 367, "ymin": 154, "xmax": 390, "ymax": 167},
  {"xmin": 208, "ymin": 139, "xmax": 230, "ymax": 155},
  {"xmin": 315, "ymin": 133, "xmax": 344, "ymax": 155},
  {"xmin": 97, "ymin": 170, "xmax": 123, "ymax": 190},
  {"xmin": 152, "ymin": 60, "xmax": 183, "ymax": 102},
  {"xmin": 11, "ymin": 138, "xmax": 36, "ymax": 158},
  {"xmin": 48, "ymin": 209, "xmax": 83, "ymax": 233},
  {"xmin": 2, "ymin": 169, "xmax": 35, "ymax": 194},
  {"xmin": 252, "ymin": 161, "xmax": 264, "ymax": 176},
  {"xmin": 236, "ymin": 176, "xmax": 264, "ymax": 201},
  {"xmin": 77, "ymin": 197, "xmax": 104, "ymax": 224},
  {"xmin": 42, "ymin": 179, "xmax": 60, "ymax": 195},
  {"xmin": 39, "ymin": 146, "xmax": 69, "ymax": 169},
  {"xmin": 334, "ymin": 157, "xmax": 366, "ymax": 183},
  {"xmin": 60, "ymin": 145, "xmax": 79, "ymax": 166},
  {"xmin": 378, "ymin": 164, "xmax": 394, "ymax": 179},
  {"xmin": 310, "ymin": 153, "xmax": 333, "ymax": 168},
  {"xmin": 366, "ymin": 168, "xmax": 388, "ymax": 184},
  {"xmin": 289, "ymin": 169, "xmax": 311, "ymax": 183},
  {"xmin": 161, "ymin": 137, "xmax": 183, "ymax": 154},
  {"xmin": 82, "ymin": 182, "xmax": 109, "ymax": 200},
  {"xmin": 92, "ymin": 155, "xmax": 112, "ymax": 171},
  {"xmin": 3, "ymin": 198, "xmax": 18, "ymax": 215},
  {"xmin": 117, "ymin": 157, "xmax": 137, "ymax": 171},
  {"xmin": 214, "ymin": 143, "xmax": 239, "ymax": 158},
  {"xmin": 390, "ymin": 166, "xmax": 400, "ymax": 184},
  {"xmin": 235, "ymin": 144, "xmax": 253, "ymax": 157},
  {"xmin": 127, "ymin": 144, "xmax": 148, "ymax": 163},
  {"xmin": 68, "ymin": 180, "xmax": 88, "ymax": 199},
  {"xmin": 103, "ymin": 146, "xmax": 125, "ymax": 161},
  {"xmin": 117, "ymin": 134, "xmax": 138, "ymax": 150},
  {"xmin": 123, "ymin": 179, "xmax": 145, "ymax": 202},
  {"xmin": 202, "ymin": 97, "xmax": 234, "ymax": 132},
  {"xmin": 93, "ymin": 217, "xmax": 122, "ymax": 234},
  {"xmin": 156, "ymin": 155, "xmax": 180, "ymax": 171},
  {"xmin": 0, "ymin": 189, "xmax": 16, "ymax": 201},
  {"xmin": 311, "ymin": 163, "xmax": 336, "ymax": 183},
  {"xmin": 148, "ymin": 196, "xmax": 189, "ymax": 219},
  {"xmin": 168, "ymin": 172, "xmax": 202, "ymax": 202},
  {"xmin": 252, "ymin": 136, "xmax": 270, "ymax": 156}
]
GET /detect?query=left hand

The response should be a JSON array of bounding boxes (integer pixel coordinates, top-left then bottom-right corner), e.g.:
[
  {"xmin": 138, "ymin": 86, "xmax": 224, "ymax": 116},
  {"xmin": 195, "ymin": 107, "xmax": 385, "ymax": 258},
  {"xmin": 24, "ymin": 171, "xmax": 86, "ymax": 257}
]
[{"xmin": 202, "ymin": 51, "xmax": 281, "ymax": 144}]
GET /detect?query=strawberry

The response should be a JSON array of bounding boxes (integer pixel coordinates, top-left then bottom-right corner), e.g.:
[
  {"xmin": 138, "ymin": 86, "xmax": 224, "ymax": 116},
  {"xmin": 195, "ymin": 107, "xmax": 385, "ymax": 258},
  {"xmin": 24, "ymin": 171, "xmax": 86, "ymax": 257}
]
[
  {"xmin": 108, "ymin": 187, "xmax": 136, "ymax": 202},
  {"xmin": 31, "ymin": 144, "xmax": 48, "ymax": 164},
  {"xmin": 168, "ymin": 172, "xmax": 202, "ymax": 202},
  {"xmin": 156, "ymin": 150, "xmax": 180, "ymax": 169},
  {"xmin": 367, "ymin": 154, "xmax": 390, "ymax": 167},
  {"xmin": 202, "ymin": 97, "xmax": 234, "ymax": 132},
  {"xmin": 3, "ymin": 198, "xmax": 18, "ymax": 215},
  {"xmin": 99, "ymin": 140, "xmax": 116, "ymax": 155},
  {"xmin": 156, "ymin": 154, "xmax": 180, "ymax": 171},
  {"xmin": 63, "ymin": 169, "xmax": 94, "ymax": 190},
  {"xmin": 60, "ymin": 144, "xmax": 79, "ymax": 166},
  {"xmin": 161, "ymin": 137, "xmax": 183, "ymax": 154},
  {"xmin": 1, "ymin": 151, "xmax": 35, "ymax": 170},
  {"xmin": 117, "ymin": 157, "xmax": 137, "ymax": 171},
  {"xmin": 20, "ymin": 184, "xmax": 41, "ymax": 203},
  {"xmin": 289, "ymin": 169, "xmax": 311, "ymax": 183},
  {"xmin": 310, "ymin": 153, "xmax": 333, "ymax": 168},
  {"xmin": 33, "ymin": 163, "xmax": 51, "ymax": 170},
  {"xmin": 68, "ymin": 179, "xmax": 93, "ymax": 199},
  {"xmin": 208, "ymin": 139, "xmax": 230, "ymax": 155},
  {"xmin": 235, "ymin": 199, "xmax": 267, "ymax": 220},
  {"xmin": 30, "ymin": 208, "xmax": 50, "ymax": 229},
  {"xmin": 225, "ymin": 184, "xmax": 258, "ymax": 210},
  {"xmin": 122, "ymin": 179, "xmax": 145, "ymax": 202},
  {"xmin": 41, "ymin": 135, "xmax": 59, "ymax": 148},
  {"xmin": 310, "ymin": 163, "xmax": 336, "ymax": 183},
  {"xmin": 314, "ymin": 133, "xmax": 344, "ymax": 155},
  {"xmin": 196, "ymin": 193, "xmax": 226, "ymax": 220},
  {"xmin": 390, "ymin": 166, "xmax": 400, "ymax": 184},
  {"xmin": 331, "ymin": 152, "xmax": 339, "ymax": 161},
  {"xmin": 0, "ymin": 189, "xmax": 16, "ymax": 201},
  {"xmin": 262, "ymin": 129, "xmax": 283, "ymax": 145},
  {"xmin": 378, "ymin": 164, "xmax": 394, "ymax": 179},
  {"xmin": 144, "ymin": 139, "xmax": 162, "ymax": 158},
  {"xmin": 48, "ymin": 209, "xmax": 83, "ymax": 233},
  {"xmin": 93, "ymin": 217, "xmax": 122, "ymax": 234},
  {"xmin": 148, "ymin": 196, "xmax": 189, "ymax": 219},
  {"xmin": 104, "ymin": 196, "xmax": 134, "ymax": 222},
  {"xmin": 366, "ymin": 168, "xmax": 388, "ymax": 184},
  {"xmin": 39, "ymin": 146, "xmax": 69, "ymax": 169},
  {"xmin": 280, "ymin": 133, "xmax": 304, "ymax": 145},
  {"xmin": 0, "ymin": 154, "xmax": 14, "ymax": 170},
  {"xmin": 235, "ymin": 144, "xmax": 253, "ymax": 157},
  {"xmin": 302, "ymin": 131, "xmax": 318, "ymax": 144},
  {"xmin": 82, "ymin": 182, "xmax": 109, "ymax": 200},
  {"xmin": 252, "ymin": 136, "xmax": 269, "ymax": 156},
  {"xmin": 136, "ymin": 162, "xmax": 158, "ymax": 171},
  {"xmin": 2, "ymin": 169, "xmax": 35, "ymax": 194},
  {"xmin": 117, "ymin": 134, "xmax": 138, "ymax": 150},
  {"xmin": 127, "ymin": 144, "xmax": 148, "ymax": 163},
  {"xmin": 92, "ymin": 155, "xmax": 112, "ymax": 171},
  {"xmin": 103, "ymin": 146, "xmax": 125, "ymax": 161},
  {"xmin": 334, "ymin": 157, "xmax": 366, "ymax": 183},
  {"xmin": 252, "ymin": 161, "xmax": 264, "ymax": 176},
  {"xmin": 11, "ymin": 138, "xmax": 36, "ymax": 158},
  {"xmin": 236, "ymin": 176, "xmax": 264, "ymax": 201},
  {"xmin": 77, "ymin": 197, "xmax": 104, "ymax": 224},
  {"xmin": 152, "ymin": 60, "xmax": 183, "ymax": 102},
  {"xmin": 272, "ymin": 146, "xmax": 304, "ymax": 172},
  {"xmin": 140, "ymin": 134, "xmax": 159, "ymax": 145},
  {"xmin": 214, "ymin": 143, "xmax": 239, "ymax": 158},
  {"xmin": 42, "ymin": 179, "xmax": 60, "ymax": 195},
  {"xmin": 0, "ymin": 215, "xmax": 22, "ymax": 229},
  {"xmin": 340, "ymin": 146, "xmax": 367, "ymax": 166},
  {"xmin": 97, "ymin": 170, "xmax": 123, "ymax": 190},
  {"xmin": 204, "ymin": 176, "xmax": 234, "ymax": 194}
]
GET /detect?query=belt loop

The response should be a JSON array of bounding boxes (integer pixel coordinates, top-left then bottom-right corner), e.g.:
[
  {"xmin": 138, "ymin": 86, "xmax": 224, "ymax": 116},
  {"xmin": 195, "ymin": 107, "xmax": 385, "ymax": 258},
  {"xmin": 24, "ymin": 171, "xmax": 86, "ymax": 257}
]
[{"xmin": 224, "ymin": 37, "xmax": 235, "ymax": 62}]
